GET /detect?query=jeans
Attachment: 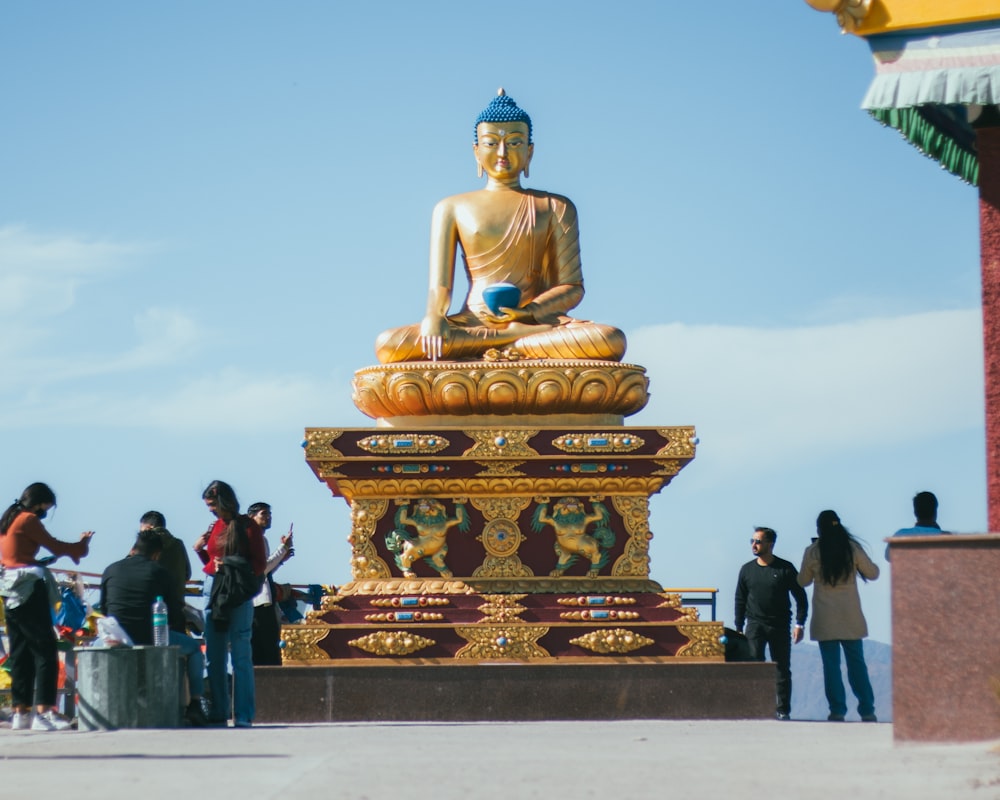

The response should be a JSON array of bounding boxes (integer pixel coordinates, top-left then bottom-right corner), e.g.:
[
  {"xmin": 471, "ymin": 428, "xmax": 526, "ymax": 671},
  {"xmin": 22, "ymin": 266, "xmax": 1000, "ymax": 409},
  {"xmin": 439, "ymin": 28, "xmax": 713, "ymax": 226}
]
[
  {"xmin": 819, "ymin": 639, "xmax": 875, "ymax": 717},
  {"xmin": 203, "ymin": 577, "xmax": 255, "ymax": 725},
  {"xmin": 168, "ymin": 630, "xmax": 205, "ymax": 700},
  {"xmin": 745, "ymin": 620, "xmax": 792, "ymax": 715}
]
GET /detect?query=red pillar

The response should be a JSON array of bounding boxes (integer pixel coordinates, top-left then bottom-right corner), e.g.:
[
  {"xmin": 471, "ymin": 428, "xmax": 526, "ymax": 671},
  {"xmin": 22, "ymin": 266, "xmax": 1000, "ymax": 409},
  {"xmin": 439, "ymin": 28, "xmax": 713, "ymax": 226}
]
[{"xmin": 978, "ymin": 126, "xmax": 1000, "ymax": 531}]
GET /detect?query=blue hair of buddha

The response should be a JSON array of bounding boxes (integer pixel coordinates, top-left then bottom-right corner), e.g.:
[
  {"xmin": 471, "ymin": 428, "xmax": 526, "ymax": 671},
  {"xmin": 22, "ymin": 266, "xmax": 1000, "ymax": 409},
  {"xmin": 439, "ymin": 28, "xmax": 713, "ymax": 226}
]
[{"xmin": 474, "ymin": 88, "xmax": 532, "ymax": 144}]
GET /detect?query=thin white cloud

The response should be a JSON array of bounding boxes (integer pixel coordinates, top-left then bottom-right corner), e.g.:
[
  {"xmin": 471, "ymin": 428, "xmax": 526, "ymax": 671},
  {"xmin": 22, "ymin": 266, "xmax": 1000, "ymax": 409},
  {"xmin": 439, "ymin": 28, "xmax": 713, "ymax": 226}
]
[
  {"xmin": 0, "ymin": 224, "xmax": 147, "ymax": 317},
  {"xmin": 627, "ymin": 309, "xmax": 984, "ymax": 476}
]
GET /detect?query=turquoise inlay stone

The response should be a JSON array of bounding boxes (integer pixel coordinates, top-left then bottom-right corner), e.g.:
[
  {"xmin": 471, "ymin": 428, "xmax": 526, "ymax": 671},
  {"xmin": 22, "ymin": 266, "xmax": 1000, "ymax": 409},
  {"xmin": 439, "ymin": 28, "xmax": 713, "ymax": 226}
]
[
  {"xmin": 496, "ymin": 636, "xmax": 508, "ymax": 647},
  {"xmin": 622, "ymin": 437, "xmax": 632, "ymax": 445},
  {"xmin": 396, "ymin": 612, "xmax": 414, "ymax": 621},
  {"xmin": 401, "ymin": 597, "xmax": 419, "ymax": 607},
  {"xmin": 591, "ymin": 610, "xmax": 610, "ymax": 620},
  {"xmin": 588, "ymin": 437, "xmax": 609, "ymax": 447},
  {"xmin": 495, "ymin": 436, "xmax": 507, "ymax": 447},
  {"xmin": 580, "ymin": 464, "xmax": 599, "ymax": 472},
  {"xmin": 586, "ymin": 597, "xmax": 607, "ymax": 606},
  {"xmin": 402, "ymin": 464, "xmax": 421, "ymax": 473},
  {"xmin": 393, "ymin": 439, "xmax": 414, "ymax": 448}
]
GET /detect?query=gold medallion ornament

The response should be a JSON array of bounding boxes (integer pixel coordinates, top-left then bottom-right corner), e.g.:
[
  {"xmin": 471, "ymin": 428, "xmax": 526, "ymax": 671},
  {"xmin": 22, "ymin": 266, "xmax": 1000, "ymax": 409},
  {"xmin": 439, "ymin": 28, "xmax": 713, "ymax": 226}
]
[
  {"xmin": 479, "ymin": 518, "xmax": 522, "ymax": 557},
  {"xmin": 357, "ymin": 433, "xmax": 450, "ymax": 455},
  {"xmin": 676, "ymin": 624, "xmax": 726, "ymax": 658},
  {"xmin": 463, "ymin": 429, "xmax": 539, "ymax": 459},
  {"xmin": 280, "ymin": 626, "xmax": 332, "ymax": 662},
  {"xmin": 569, "ymin": 628, "xmax": 655, "ymax": 655},
  {"xmin": 552, "ymin": 432, "xmax": 645, "ymax": 453},
  {"xmin": 348, "ymin": 630, "xmax": 436, "ymax": 656},
  {"xmin": 476, "ymin": 594, "xmax": 528, "ymax": 623},
  {"xmin": 455, "ymin": 625, "xmax": 550, "ymax": 659}
]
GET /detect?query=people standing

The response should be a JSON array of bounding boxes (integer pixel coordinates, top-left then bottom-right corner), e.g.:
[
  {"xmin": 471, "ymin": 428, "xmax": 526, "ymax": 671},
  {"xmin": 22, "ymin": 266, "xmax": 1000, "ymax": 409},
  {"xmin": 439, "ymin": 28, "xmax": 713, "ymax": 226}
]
[
  {"xmin": 99, "ymin": 529, "xmax": 208, "ymax": 726},
  {"xmin": 0, "ymin": 483, "xmax": 93, "ymax": 731},
  {"xmin": 885, "ymin": 491, "xmax": 948, "ymax": 561},
  {"xmin": 193, "ymin": 480, "xmax": 265, "ymax": 728},
  {"xmin": 734, "ymin": 526, "xmax": 808, "ymax": 721},
  {"xmin": 246, "ymin": 502, "xmax": 294, "ymax": 666},
  {"xmin": 799, "ymin": 509, "xmax": 880, "ymax": 722},
  {"xmin": 139, "ymin": 510, "xmax": 192, "ymax": 600}
]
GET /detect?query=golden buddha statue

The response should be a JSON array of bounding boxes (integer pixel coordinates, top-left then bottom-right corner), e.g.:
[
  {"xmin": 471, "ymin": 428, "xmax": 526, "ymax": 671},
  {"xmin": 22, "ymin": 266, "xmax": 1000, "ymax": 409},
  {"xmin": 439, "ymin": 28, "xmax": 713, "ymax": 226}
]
[{"xmin": 375, "ymin": 89, "xmax": 626, "ymax": 364}]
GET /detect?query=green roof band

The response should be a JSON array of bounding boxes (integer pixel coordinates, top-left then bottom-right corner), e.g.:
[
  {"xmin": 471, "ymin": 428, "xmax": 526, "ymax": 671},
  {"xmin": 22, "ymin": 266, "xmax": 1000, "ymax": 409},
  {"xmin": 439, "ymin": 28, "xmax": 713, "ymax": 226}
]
[{"xmin": 868, "ymin": 106, "xmax": 980, "ymax": 186}]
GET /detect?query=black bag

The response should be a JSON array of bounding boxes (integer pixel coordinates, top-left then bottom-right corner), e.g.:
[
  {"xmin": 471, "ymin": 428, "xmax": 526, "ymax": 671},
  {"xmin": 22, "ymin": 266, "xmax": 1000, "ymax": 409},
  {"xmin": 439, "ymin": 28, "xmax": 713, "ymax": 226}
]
[{"xmin": 208, "ymin": 555, "xmax": 263, "ymax": 631}]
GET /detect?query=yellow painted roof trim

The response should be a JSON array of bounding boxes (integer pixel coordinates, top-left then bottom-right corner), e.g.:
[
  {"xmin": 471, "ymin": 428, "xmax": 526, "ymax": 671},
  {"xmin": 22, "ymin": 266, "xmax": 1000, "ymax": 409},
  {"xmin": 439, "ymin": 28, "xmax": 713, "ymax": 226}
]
[{"xmin": 806, "ymin": 0, "xmax": 1000, "ymax": 36}]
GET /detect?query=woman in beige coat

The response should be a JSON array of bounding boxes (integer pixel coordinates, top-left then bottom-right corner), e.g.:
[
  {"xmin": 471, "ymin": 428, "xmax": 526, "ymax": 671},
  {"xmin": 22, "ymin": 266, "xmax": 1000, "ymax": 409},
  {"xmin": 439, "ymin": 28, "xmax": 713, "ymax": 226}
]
[{"xmin": 799, "ymin": 509, "xmax": 880, "ymax": 722}]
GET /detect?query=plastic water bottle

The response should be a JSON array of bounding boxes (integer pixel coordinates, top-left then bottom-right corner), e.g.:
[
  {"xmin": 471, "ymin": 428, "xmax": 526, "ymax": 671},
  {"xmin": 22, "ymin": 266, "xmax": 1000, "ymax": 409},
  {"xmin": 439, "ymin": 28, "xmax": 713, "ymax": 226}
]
[{"xmin": 152, "ymin": 596, "xmax": 168, "ymax": 647}]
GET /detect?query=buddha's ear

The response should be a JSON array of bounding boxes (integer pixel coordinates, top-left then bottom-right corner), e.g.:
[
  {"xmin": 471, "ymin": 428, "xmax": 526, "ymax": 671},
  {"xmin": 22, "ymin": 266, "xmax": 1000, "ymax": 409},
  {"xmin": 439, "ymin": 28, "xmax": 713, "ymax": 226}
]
[
  {"xmin": 473, "ymin": 143, "xmax": 484, "ymax": 178},
  {"xmin": 523, "ymin": 143, "xmax": 534, "ymax": 178}
]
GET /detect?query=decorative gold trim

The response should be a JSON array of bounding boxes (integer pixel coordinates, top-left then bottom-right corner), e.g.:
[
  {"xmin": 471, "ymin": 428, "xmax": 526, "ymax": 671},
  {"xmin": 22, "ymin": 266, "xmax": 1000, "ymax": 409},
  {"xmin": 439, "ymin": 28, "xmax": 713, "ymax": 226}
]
[
  {"xmin": 656, "ymin": 593, "xmax": 682, "ymax": 609},
  {"xmin": 651, "ymin": 460, "xmax": 682, "ymax": 478},
  {"xmin": 357, "ymin": 433, "xmax": 450, "ymax": 455},
  {"xmin": 364, "ymin": 611, "xmax": 445, "ymax": 622},
  {"xmin": 462, "ymin": 429, "xmax": 540, "ymax": 459},
  {"xmin": 317, "ymin": 463, "xmax": 347, "ymax": 479},
  {"xmin": 332, "ymin": 477, "xmax": 666, "ymax": 498},
  {"xmin": 349, "ymin": 499, "xmax": 393, "ymax": 580},
  {"xmin": 470, "ymin": 496, "xmax": 534, "ymax": 521},
  {"xmin": 476, "ymin": 594, "xmax": 528, "ymax": 623},
  {"xmin": 280, "ymin": 626, "xmax": 332, "ymax": 661},
  {"xmin": 348, "ymin": 630, "xmax": 436, "ymax": 656},
  {"xmin": 338, "ymin": 579, "xmax": 478, "ymax": 596},
  {"xmin": 336, "ymin": 576, "xmax": 663, "ymax": 595},
  {"xmin": 676, "ymin": 624, "xmax": 725, "ymax": 658},
  {"xmin": 557, "ymin": 596, "xmax": 637, "ymax": 606},
  {"xmin": 304, "ymin": 595, "xmax": 347, "ymax": 621},
  {"xmin": 475, "ymin": 461, "xmax": 526, "ymax": 477},
  {"xmin": 454, "ymin": 625, "xmax": 550, "ymax": 659},
  {"xmin": 654, "ymin": 427, "xmax": 697, "ymax": 458},
  {"xmin": 369, "ymin": 597, "xmax": 451, "ymax": 607},
  {"xmin": 471, "ymin": 555, "xmax": 534, "ymax": 578},
  {"xmin": 804, "ymin": 0, "xmax": 871, "ymax": 34},
  {"xmin": 610, "ymin": 496, "xmax": 652, "ymax": 578},
  {"xmin": 560, "ymin": 610, "xmax": 641, "ymax": 621},
  {"xmin": 569, "ymin": 628, "xmax": 654, "ymax": 654},
  {"xmin": 552, "ymin": 432, "xmax": 645, "ymax": 453},
  {"xmin": 303, "ymin": 428, "xmax": 345, "ymax": 459}
]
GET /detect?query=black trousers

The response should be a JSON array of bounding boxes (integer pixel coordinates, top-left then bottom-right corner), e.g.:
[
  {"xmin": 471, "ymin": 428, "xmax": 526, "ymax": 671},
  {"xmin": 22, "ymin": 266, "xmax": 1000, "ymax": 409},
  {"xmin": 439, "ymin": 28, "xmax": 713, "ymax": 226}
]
[
  {"xmin": 251, "ymin": 589, "xmax": 282, "ymax": 667},
  {"xmin": 745, "ymin": 620, "xmax": 792, "ymax": 715},
  {"xmin": 6, "ymin": 579, "xmax": 59, "ymax": 707}
]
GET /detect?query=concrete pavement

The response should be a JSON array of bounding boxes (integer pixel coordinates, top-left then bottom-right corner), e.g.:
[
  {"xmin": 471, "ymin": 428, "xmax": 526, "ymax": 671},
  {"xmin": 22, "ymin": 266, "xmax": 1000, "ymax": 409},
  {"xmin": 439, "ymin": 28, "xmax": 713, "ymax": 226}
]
[{"xmin": 1, "ymin": 719, "xmax": 998, "ymax": 799}]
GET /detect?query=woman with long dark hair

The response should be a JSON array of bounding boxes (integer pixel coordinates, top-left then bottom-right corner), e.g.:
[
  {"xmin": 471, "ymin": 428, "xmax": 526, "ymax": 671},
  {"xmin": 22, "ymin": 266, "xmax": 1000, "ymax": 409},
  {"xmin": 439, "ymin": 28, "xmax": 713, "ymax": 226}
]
[
  {"xmin": 798, "ymin": 509, "xmax": 880, "ymax": 722},
  {"xmin": 0, "ymin": 483, "xmax": 93, "ymax": 731},
  {"xmin": 192, "ymin": 480, "xmax": 265, "ymax": 727}
]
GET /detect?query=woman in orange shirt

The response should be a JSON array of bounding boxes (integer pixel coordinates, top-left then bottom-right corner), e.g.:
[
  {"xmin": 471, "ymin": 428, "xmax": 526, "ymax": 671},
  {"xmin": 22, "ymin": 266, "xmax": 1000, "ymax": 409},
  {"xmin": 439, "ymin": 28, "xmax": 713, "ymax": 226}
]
[{"xmin": 0, "ymin": 482, "xmax": 93, "ymax": 731}]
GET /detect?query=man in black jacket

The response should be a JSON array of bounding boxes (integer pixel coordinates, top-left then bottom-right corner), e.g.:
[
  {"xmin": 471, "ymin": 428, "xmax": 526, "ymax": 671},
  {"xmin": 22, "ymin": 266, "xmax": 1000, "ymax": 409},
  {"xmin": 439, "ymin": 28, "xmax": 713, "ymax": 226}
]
[
  {"xmin": 99, "ymin": 530, "xmax": 208, "ymax": 726},
  {"xmin": 734, "ymin": 526, "xmax": 808, "ymax": 721}
]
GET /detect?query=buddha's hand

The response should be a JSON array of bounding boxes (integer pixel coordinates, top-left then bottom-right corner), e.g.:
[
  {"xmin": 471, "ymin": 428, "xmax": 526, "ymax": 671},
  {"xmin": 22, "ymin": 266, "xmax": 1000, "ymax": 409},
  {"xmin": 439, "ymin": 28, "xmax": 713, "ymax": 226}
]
[
  {"xmin": 482, "ymin": 306, "xmax": 535, "ymax": 326},
  {"xmin": 419, "ymin": 314, "xmax": 450, "ymax": 361}
]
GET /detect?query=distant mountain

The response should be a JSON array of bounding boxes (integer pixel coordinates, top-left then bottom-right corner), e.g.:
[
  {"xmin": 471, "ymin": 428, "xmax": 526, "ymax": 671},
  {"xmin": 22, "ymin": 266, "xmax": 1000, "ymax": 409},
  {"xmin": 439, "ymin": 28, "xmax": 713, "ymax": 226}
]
[{"xmin": 790, "ymin": 640, "xmax": 892, "ymax": 721}]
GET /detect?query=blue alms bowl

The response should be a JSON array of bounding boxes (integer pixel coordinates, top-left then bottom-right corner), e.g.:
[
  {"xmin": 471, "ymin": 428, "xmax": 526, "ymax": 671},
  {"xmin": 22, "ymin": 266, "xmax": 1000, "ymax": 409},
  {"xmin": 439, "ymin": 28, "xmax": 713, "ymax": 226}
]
[{"xmin": 482, "ymin": 282, "xmax": 521, "ymax": 316}]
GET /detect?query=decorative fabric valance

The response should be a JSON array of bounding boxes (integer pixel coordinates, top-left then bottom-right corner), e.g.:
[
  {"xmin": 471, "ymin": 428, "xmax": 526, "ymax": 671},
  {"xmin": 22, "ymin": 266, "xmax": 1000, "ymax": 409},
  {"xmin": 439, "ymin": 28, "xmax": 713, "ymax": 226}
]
[{"xmin": 861, "ymin": 22, "xmax": 1000, "ymax": 184}]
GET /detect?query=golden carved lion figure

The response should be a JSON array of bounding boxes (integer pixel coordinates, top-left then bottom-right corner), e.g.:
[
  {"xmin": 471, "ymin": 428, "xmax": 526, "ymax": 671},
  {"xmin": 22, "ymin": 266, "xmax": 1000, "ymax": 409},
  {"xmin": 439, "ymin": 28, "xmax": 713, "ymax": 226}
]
[
  {"xmin": 385, "ymin": 498, "xmax": 470, "ymax": 578},
  {"xmin": 531, "ymin": 496, "xmax": 615, "ymax": 577}
]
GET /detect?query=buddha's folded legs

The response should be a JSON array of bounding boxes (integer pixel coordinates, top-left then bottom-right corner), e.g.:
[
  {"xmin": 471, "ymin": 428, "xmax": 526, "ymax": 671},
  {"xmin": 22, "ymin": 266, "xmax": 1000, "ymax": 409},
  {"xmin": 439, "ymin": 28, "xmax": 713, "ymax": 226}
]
[{"xmin": 376, "ymin": 319, "xmax": 627, "ymax": 364}]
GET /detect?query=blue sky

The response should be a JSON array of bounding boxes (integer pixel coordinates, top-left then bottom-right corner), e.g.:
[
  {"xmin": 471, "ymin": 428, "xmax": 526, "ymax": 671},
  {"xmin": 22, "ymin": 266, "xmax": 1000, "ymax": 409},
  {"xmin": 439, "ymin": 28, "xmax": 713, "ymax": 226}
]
[{"xmin": 0, "ymin": 2, "xmax": 985, "ymax": 644}]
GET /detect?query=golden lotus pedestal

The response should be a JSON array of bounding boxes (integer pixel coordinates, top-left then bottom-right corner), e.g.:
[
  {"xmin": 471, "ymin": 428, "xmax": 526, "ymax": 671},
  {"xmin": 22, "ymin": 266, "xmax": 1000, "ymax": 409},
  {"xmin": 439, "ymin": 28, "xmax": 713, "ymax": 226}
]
[{"xmin": 272, "ymin": 362, "xmax": 776, "ymax": 721}]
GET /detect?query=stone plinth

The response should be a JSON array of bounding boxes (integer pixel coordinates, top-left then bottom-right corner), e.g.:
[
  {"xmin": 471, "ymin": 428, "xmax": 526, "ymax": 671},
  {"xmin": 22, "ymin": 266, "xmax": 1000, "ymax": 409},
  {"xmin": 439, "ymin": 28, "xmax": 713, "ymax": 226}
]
[
  {"xmin": 254, "ymin": 662, "xmax": 776, "ymax": 722},
  {"xmin": 75, "ymin": 646, "xmax": 182, "ymax": 730},
  {"xmin": 887, "ymin": 534, "xmax": 1000, "ymax": 741}
]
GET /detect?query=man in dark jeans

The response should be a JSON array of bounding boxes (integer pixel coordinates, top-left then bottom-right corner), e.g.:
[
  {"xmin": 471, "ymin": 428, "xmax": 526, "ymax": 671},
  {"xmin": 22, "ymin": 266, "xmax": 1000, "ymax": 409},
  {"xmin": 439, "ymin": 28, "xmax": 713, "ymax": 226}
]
[{"xmin": 734, "ymin": 526, "xmax": 808, "ymax": 720}]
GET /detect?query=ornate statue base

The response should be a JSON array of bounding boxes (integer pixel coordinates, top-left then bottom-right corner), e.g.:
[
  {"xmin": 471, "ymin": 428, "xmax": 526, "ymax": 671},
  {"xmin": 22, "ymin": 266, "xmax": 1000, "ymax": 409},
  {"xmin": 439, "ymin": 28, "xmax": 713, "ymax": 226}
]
[{"xmin": 297, "ymin": 420, "xmax": 724, "ymax": 664}]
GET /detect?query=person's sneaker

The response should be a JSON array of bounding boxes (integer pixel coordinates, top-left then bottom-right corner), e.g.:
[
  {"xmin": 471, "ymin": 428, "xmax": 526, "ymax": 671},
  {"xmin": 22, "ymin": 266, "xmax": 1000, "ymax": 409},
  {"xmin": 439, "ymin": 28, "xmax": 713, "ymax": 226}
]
[
  {"xmin": 775, "ymin": 712, "xmax": 790, "ymax": 721},
  {"xmin": 185, "ymin": 699, "xmax": 209, "ymax": 727},
  {"xmin": 11, "ymin": 712, "xmax": 31, "ymax": 730},
  {"xmin": 827, "ymin": 713, "xmax": 846, "ymax": 722},
  {"xmin": 31, "ymin": 711, "xmax": 73, "ymax": 731},
  {"xmin": 861, "ymin": 714, "xmax": 878, "ymax": 722}
]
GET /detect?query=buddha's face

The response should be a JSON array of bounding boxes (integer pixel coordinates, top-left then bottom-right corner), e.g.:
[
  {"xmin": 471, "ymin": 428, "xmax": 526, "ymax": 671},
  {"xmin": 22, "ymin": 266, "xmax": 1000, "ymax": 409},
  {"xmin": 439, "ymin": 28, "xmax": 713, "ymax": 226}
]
[{"xmin": 474, "ymin": 121, "xmax": 532, "ymax": 181}]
